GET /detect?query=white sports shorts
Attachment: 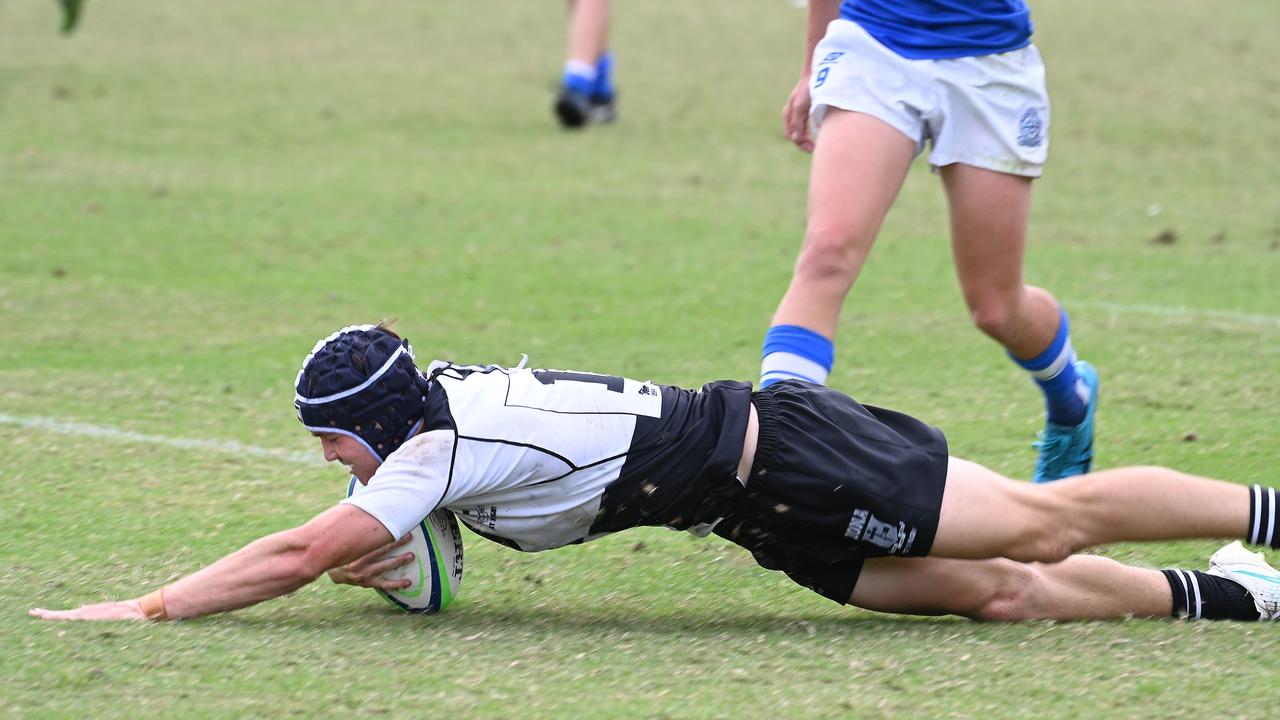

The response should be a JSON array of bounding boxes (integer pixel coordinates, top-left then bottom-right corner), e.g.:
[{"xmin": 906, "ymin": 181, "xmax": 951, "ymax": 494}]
[{"xmin": 809, "ymin": 19, "xmax": 1050, "ymax": 177}]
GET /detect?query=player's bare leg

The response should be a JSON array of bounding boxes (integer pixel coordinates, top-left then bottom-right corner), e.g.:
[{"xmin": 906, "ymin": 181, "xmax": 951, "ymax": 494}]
[
  {"xmin": 770, "ymin": 110, "xmax": 915, "ymax": 338},
  {"xmin": 941, "ymin": 163, "xmax": 1098, "ymax": 481},
  {"xmin": 761, "ymin": 110, "xmax": 915, "ymax": 387},
  {"xmin": 558, "ymin": 0, "xmax": 614, "ymax": 127},
  {"xmin": 566, "ymin": 0, "xmax": 609, "ymax": 68},
  {"xmin": 941, "ymin": 164, "xmax": 1058, "ymax": 358},
  {"xmin": 931, "ymin": 458, "xmax": 1249, "ymax": 563},
  {"xmin": 850, "ymin": 555, "xmax": 1172, "ymax": 621}
]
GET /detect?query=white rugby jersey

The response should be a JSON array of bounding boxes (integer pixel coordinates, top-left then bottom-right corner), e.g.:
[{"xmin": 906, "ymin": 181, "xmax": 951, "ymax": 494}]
[{"xmin": 340, "ymin": 361, "xmax": 753, "ymax": 552}]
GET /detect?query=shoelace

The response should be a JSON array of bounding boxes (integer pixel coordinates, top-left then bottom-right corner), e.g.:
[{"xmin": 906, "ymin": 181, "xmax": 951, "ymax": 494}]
[
  {"xmin": 1033, "ymin": 430, "xmax": 1069, "ymax": 456},
  {"xmin": 1033, "ymin": 427, "xmax": 1089, "ymax": 471}
]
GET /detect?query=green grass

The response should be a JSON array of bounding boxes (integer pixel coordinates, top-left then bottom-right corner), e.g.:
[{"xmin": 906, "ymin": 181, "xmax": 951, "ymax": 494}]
[{"xmin": 2, "ymin": 0, "xmax": 1279, "ymax": 717}]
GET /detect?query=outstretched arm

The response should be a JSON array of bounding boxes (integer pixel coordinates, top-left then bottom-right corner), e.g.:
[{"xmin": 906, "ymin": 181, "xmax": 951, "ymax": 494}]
[{"xmin": 30, "ymin": 504, "xmax": 394, "ymax": 622}]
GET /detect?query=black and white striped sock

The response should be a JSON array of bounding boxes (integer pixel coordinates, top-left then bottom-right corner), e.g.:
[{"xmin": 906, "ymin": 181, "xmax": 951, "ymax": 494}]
[
  {"xmin": 1162, "ymin": 569, "xmax": 1258, "ymax": 621},
  {"xmin": 1247, "ymin": 485, "xmax": 1279, "ymax": 549}
]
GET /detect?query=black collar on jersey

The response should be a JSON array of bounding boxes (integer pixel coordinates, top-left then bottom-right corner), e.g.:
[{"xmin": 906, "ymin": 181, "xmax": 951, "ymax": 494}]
[{"xmin": 294, "ymin": 325, "xmax": 431, "ymax": 462}]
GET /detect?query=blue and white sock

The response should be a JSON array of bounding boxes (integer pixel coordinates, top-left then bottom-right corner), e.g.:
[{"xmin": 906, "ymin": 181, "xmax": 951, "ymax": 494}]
[
  {"xmin": 1010, "ymin": 309, "xmax": 1089, "ymax": 426},
  {"xmin": 562, "ymin": 60, "xmax": 597, "ymax": 95},
  {"xmin": 760, "ymin": 324, "xmax": 834, "ymax": 388},
  {"xmin": 592, "ymin": 52, "xmax": 614, "ymax": 101}
]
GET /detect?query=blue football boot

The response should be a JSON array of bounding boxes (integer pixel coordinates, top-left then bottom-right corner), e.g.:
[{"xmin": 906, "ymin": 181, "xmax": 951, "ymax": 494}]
[{"xmin": 1032, "ymin": 360, "xmax": 1098, "ymax": 482}]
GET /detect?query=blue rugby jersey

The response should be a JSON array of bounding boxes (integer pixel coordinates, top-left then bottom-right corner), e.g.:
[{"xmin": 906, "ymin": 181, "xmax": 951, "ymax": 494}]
[{"xmin": 840, "ymin": 0, "xmax": 1033, "ymax": 60}]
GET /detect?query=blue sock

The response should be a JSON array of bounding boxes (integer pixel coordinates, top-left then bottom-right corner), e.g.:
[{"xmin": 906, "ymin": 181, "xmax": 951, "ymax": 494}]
[
  {"xmin": 561, "ymin": 60, "xmax": 596, "ymax": 95},
  {"xmin": 592, "ymin": 53, "xmax": 615, "ymax": 101},
  {"xmin": 760, "ymin": 325, "xmax": 834, "ymax": 388},
  {"xmin": 1011, "ymin": 309, "xmax": 1088, "ymax": 426}
]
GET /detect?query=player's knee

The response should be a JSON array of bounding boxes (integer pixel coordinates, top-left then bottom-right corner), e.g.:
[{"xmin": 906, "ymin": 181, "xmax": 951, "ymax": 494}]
[
  {"xmin": 1008, "ymin": 515, "xmax": 1080, "ymax": 564},
  {"xmin": 972, "ymin": 477, "xmax": 1091, "ymax": 564},
  {"xmin": 968, "ymin": 560, "xmax": 1045, "ymax": 622},
  {"xmin": 794, "ymin": 225, "xmax": 868, "ymax": 284},
  {"xmin": 966, "ymin": 297, "xmax": 1018, "ymax": 341},
  {"xmin": 1001, "ymin": 498, "xmax": 1081, "ymax": 564},
  {"xmin": 1027, "ymin": 531, "xmax": 1077, "ymax": 564}
]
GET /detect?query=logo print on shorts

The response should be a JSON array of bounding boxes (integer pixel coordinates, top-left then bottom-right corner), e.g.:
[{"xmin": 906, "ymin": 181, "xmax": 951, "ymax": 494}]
[
  {"xmin": 813, "ymin": 52, "xmax": 844, "ymax": 89},
  {"xmin": 846, "ymin": 509, "xmax": 917, "ymax": 555},
  {"xmin": 1018, "ymin": 107, "xmax": 1044, "ymax": 148}
]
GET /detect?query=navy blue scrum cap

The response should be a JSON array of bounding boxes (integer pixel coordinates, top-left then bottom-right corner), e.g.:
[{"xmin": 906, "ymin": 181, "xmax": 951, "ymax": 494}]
[{"xmin": 294, "ymin": 325, "xmax": 430, "ymax": 462}]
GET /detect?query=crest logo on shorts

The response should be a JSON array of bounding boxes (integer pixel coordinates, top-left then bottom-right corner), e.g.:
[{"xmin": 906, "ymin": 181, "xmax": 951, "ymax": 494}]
[
  {"xmin": 846, "ymin": 509, "xmax": 917, "ymax": 555},
  {"xmin": 1018, "ymin": 107, "xmax": 1044, "ymax": 148}
]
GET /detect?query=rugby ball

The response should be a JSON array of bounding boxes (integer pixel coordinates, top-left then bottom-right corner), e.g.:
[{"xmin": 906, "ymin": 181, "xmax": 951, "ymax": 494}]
[{"xmin": 346, "ymin": 478, "xmax": 463, "ymax": 613}]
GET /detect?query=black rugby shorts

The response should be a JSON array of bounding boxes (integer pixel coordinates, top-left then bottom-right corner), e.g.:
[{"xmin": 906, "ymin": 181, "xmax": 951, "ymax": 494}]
[{"xmin": 714, "ymin": 381, "xmax": 950, "ymax": 604}]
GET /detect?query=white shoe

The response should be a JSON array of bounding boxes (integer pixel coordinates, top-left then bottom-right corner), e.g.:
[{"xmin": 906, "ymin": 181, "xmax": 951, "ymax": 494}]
[{"xmin": 1207, "ymin": 541, "xmax": 1280, "ymax": 620}]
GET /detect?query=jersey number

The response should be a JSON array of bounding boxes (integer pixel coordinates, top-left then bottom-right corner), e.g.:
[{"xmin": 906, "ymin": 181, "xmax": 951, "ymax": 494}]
[
  {"xmin": 533, "ymin": 370, "xmax": 624, "ymax": 393},
  {"xmin": 507, "ymin": 370, "xmax": 661, "ymax": 417}
]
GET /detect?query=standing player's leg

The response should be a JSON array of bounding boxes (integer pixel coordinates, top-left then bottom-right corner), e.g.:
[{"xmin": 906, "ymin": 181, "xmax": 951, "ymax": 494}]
[
  {"xmin": 557, "ymin": 0, "xmax": 614, "ymax": 128},
  {"xmin": 941, "ymin": 163, "xmax": 1097, "ymax": 482},
  {"xmin": 761, "ymin": 110, "xmax": 916, "ymax": 387},
  {"xmin": 850, "ymin": 553, "xmax": 1267, "ymax": 622}
]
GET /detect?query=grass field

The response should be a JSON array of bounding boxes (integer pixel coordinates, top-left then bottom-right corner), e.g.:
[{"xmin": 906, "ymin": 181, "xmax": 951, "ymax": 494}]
[{"xmin": 2, "ymin": 1, "xmax": 1278, "ymax": 717}]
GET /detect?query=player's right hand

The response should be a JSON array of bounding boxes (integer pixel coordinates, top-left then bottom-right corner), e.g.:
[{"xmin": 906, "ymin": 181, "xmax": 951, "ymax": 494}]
[
  {"xmin": 326, "ymin": 533, "xmax": 415, "ymax": 590},
  {"xmin": 30, "ymin": 600, "xmax": 148, "ymax": 622},
  {"xmin": 783, "ymin": 76, "xmax": 815, "ymax": 153}
]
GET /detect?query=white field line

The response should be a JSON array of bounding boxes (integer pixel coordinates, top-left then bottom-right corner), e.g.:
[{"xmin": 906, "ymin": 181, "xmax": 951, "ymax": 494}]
[
  {"xmin": 0, "ymin": 412, "xmax": 323, "ymax": 466},
  {"xmin": 1071, "ymin": 301, "xmax": 1280, "ymax": 329}
]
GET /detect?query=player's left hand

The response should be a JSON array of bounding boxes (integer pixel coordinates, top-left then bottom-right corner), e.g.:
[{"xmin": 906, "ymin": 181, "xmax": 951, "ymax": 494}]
[
  {"xmin": 29, "ymin": 600, "xmax": 148, "ymax": 622},
  {"xmin": 326, "ymin": 533, "xmax": 415, "ymax": 590},
  {"xmin": 782, "ymin": 76, "xmax": 816, "ymax": 152}
]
